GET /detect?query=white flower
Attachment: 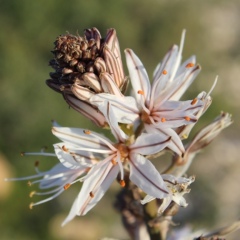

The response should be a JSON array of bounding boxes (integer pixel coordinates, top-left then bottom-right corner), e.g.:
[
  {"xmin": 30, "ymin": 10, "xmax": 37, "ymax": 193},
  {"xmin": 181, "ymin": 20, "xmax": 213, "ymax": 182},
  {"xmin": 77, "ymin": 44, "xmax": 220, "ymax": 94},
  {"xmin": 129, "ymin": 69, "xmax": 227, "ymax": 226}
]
[
  {"xmin": 52, "ymin": 106, "xmax": 171, "ymax": 226},
  {"xmin": 166, "ymin": 111, "xmax": 232, "ymax": 178},
  {"xmin": 5, "ymin": 160, "xmax": 91, "ymax": 209},
  {"xmin": 91, "ymin": 31, "xmax": 205, "ymax": 156},
  {"xmin": 141, "ymin": 175, "xmax": 195, "ymax": 214}
]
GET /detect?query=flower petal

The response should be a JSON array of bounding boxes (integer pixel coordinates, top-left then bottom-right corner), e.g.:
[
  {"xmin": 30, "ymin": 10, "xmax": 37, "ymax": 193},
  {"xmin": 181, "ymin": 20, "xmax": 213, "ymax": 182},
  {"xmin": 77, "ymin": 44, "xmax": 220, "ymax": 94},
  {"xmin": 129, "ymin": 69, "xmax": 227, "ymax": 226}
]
[
  {"xmin": 62, "ymin": 162, "xmax": 119, "ymax": 226},
  {"xmin": 52, "ymin": 125, "xmax": 110, "ymax": 150},
  {"xmin": 104, "ymin": 102, "xmax": 127, "ymax": 142},
  {"xmin": 129, "ymin": 153, "xmax": 169, "ymax": 199},
  {"xmin": 54, "ymin": 143, "xmax": 97, "ymax": 169},
  {"xmin": 99, "ymin": 72, "xmax": 123, "ymax": 96},
  {"xmin": 144, "ymin": 124, "xmax": 185, "ymax": 156},
  {"xmin": 129, "ymin": 133, "xmax": 171, "ymax": 155},
  {"xmin": 90, "ymin": 93, "xmax": 139, "ymax": 124},
  {"xmin": 124, "ymin": 48, "xmax": 151, "ymax": 106},
  {"xmin": 63, "ymin": 94, "xmax": 106, "ymax": 127}
]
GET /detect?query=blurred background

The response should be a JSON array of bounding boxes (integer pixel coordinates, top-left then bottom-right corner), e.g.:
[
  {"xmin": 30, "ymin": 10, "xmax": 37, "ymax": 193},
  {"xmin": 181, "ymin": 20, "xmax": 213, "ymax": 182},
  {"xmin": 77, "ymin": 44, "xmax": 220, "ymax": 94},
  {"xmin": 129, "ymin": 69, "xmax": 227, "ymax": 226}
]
[{"xmin": 1, "ymin": 0, "xmax": 240, "ymax": 239}]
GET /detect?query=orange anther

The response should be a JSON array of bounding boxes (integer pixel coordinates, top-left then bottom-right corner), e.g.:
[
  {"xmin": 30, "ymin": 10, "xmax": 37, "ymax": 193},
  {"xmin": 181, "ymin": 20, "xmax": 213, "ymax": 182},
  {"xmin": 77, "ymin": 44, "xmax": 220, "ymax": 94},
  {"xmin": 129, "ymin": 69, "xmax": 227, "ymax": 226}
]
[
  {"xmin": 111, "ymin": 159, "xmax": 117, "ymax": 165},
  {"xmin": 20, "ymin": 152, "xmax": 25, "ymax": 157},
  {"xmin": 161, "ymin": 117, "xmax": 166, "ymax": 122},
  {"xmin": 27, "ymin": 181, "xmax": 32, "ymax": 187},
  {"xmin": 89, "ymin": 191, "xmax": 94, "ymax": 198},
  {"xmin": 64, "ymin": 183, "xmax": 71, "ymax": 190},
  {"xmin": 186, "ymin": 63, "xmax": 194, "ymax": 68},
  {"xmin": 62, "ymin": 145, "xmax": 69, "ymax": 152},
  {"xmin": 120, "ymin": 180, "xmax": 126, "ymax": 187},
  {"xmin": 84, "ymin": 130, "xmax": 91, "ymax": 135},
  {"xmin": 29, "ymin": 203, "xmax": 33, "ymax": 210},
  {"xmin": 162, "ymin": 70, "xmax": 168, "ymax": 75},
  {"xmin": 191, "ymin": 98, "xmax": 198, "ymax": 105},
  {"xmin": 184, "ymin": 116, "xmax": 191, "ymax": 121},
  {"xmin": 29, "ymin": 191, "xmax": 36, "ymax": 198},
  {"xmin": 137, "ymin": 90, "xmax": 144, "ymax": 95}
]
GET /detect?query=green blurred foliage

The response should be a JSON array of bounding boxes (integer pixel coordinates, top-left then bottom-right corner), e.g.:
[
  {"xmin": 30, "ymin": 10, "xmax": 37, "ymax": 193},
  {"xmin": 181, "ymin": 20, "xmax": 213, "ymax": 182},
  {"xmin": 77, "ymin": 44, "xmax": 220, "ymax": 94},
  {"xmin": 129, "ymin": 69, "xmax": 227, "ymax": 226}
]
[{"xmin": 1, "ymin": 0, "xmax": 240, "ymax": 239}]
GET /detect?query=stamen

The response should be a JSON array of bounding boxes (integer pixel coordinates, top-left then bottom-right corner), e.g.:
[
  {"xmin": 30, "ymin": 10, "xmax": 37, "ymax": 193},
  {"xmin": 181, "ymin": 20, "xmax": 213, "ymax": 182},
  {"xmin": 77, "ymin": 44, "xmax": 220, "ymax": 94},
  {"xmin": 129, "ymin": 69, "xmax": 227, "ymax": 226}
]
[
  {"xmin": 89, "ymin": 191, "xmax": 94, "ymax": 198},
  {"xmin": 62, "ymin": 145, "xmax": 69, "ymax": 152},
  {"xmin": 84, "ymin": 129, "xmax": 91, "ymax": 135},
  {"xmin": 191, "ymin": 98, "xmax": 198, "ymax": 105},
  {"xmin": 20, "ymin": 151, "xmax": 56, "ymax": 157},
  {"xmin": 162, "ymin": 70, "xmax": 167, "ymax": 75},
  {"xmin": 27, "ymin": 181, "xmax": 32, "ymax": 186},
  {"xmin": 161, "ymin": 117, "xmax": 166, "ymax": 122},
  {"xmin": 184, "ymin": 116, "xmax": 191, "ymax": 121},
  {"xmin": 137, "ymin": 90, "xmax": 144, "ymax": 95},
  {"xmin": 29, "ymin": 191, "xmax": 36, "ymax": 198},
  {"xmin": 64, "ymin": 183, "xmax": 71, "ymax": 190},
  {"xmin": 29, "ymin": 203, "xmax": 34, "ymax": 210},
  {"xmin": 111, "ymin": 159, "xmax": 117, "ymax": 165},
  {"xmin": 182, "ymin": 134, "xmax": 188, "ymax": 139},
  {"xmin": 185, "ymin": 62, "xmax": 194, "ymax": 68},
  {"xmin": 120, "ymin": 180, "xmax": 125, "ymax": 187}
]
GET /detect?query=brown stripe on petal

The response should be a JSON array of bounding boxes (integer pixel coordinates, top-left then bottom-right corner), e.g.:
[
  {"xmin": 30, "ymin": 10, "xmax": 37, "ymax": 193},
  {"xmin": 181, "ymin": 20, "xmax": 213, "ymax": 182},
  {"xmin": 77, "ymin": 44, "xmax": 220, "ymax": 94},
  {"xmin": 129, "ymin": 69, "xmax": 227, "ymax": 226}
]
[
  {"xmin": 131, "ymin": 136, "xmax": 171, "ymax": 151},
  {"xmin": 168, "ymin": 64, "xmax": 201, "ymax": 99},
  {"xmin": 129, "ymin": 157, "xmax": 169, "ymax": 194},
  {"xmin": 82, "ymin": 73, "xmax": 102, "ymax": 92},
  {"xmin": 63, "ymin": 94, "xmax": 107, "ymax": 127},
  {"xmin": 103, "ymin": 46, "xmax": 122, "ymax": 87}
]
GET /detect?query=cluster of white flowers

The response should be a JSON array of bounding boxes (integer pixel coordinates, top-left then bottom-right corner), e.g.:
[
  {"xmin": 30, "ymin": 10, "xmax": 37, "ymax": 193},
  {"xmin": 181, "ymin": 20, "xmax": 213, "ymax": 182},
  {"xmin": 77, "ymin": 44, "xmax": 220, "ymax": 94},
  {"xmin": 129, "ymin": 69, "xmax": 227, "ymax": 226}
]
[{"xmin": 6, "ymin": 28, "xmax": 232, "ymax": 230}]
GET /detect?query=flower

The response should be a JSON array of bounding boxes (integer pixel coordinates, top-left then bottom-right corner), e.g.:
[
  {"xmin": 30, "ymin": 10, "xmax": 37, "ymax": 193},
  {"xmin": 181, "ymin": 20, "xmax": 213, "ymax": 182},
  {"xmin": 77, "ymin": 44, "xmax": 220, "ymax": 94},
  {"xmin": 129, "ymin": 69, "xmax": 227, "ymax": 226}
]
[
  {"xmin": 46, "ymin": 28, "xmax": 127, "ymax": 126},
  {"xmin": 165, "ymin": 112, "xmax": 233, "ymax": 177},
  {"xmin": 141, "ymin": 175, "xmax": 195, "ymax": 214},
  {"xmin": 5, "ymin": 159, "xmax": 93, "ymax": 209},
  {"xmin": 91, "ymin": 31, "xmax": 206, "ymax": 155},
  {"xmin": 51, "ymin": 106, "xmax": 173, "ymax": 225}
]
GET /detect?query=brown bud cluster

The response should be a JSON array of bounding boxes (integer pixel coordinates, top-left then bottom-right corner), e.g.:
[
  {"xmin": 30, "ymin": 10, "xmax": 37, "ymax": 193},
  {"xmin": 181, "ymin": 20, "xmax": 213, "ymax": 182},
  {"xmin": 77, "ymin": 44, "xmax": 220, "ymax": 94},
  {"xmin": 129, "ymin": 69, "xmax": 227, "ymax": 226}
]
[
  {"xmin": 46, "ymin": 28, "xmax": 127, "ymax": 127},
  {"xmin": 48, "ymin": 28, "xmax": 103, "ymax": 91},
  {"xmin": 47, "ymin": 27, "xmax": 127, "ymax": 97}
]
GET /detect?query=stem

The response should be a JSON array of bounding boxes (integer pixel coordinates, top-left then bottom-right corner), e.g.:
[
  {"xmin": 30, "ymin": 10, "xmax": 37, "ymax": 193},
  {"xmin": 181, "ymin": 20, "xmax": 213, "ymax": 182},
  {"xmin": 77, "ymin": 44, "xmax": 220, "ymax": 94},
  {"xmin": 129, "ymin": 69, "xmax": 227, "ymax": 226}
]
[{"xmin": 143, "ymin": 199, "xmax": 165, "ymax": 240}]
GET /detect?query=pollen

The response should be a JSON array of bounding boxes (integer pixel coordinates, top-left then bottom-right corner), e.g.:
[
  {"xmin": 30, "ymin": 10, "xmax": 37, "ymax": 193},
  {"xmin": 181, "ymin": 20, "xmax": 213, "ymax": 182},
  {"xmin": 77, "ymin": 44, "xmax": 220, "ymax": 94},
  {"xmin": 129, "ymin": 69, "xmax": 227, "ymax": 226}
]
[
  {"xmin": 29, "ymin": 203, "xmax": 34, "ymax": 210},
  {"xmin": 64, "ymin": 183, "xmax": 71, "ymax": 190},
  {"xmin": 191, "ymin": 98, "xmax": 198, "ymax": 105},
  {"xmin": 182, "ymin": 134, "xmax": 188, "ymax": 139},
  {"xmin": 84, "ymin": 129, "xmax": 91, "ymax": 135},
  {"xmin": 184, "ymin": 116, "xmax": 191, "ymax": 121},
  {"xmin": 162, "ymin": 70, "xmax": 167, "ymax": 75},
  {"xmin": 161, "ymin": 117, "xmax": 166, "ymax": 122},
  {"xmin": 137, "ymin": 90, "xmax": 144, "ymax": 95},
  {"xmin": 29, "ymin": 191, "xmax": 36, "ymax": 198},
  {"xmin": 89, "ymin": 191, "xmax": 94, "ymax": 198},
  {"xmin": 120, "ymin": 180, "xmax": 126, "ymax": 187},
  {"xmin": 62, "ymin": 145, "xmax": 69, "ymax": 152},
  {"xmin": 111, "ymin": 159, "xmax": 117, "ymax": 165},
  {"xmin": 185, "ymin": 62, "xmax": 194, "ymax": 68}
]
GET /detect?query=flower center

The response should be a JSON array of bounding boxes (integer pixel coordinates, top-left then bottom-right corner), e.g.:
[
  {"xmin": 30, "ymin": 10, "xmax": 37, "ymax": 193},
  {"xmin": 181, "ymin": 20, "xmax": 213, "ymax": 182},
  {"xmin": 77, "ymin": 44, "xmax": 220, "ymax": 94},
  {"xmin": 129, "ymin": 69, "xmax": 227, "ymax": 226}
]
[
  {"xmin": 114, "ymin": 143, "xmax": 129, "ymax": 161},
  {"xmin": 140, "ymin": 110, "xmax": 152, "ymax": 124}
]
